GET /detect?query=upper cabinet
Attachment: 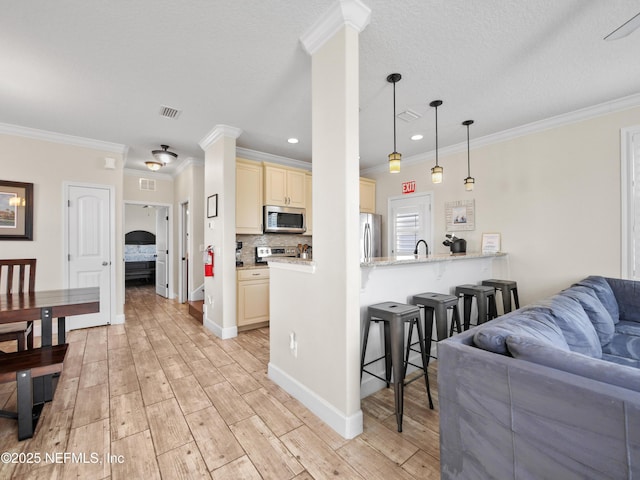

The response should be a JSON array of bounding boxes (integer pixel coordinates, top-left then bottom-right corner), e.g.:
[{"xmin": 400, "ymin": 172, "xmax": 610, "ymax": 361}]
[
  {"xmin": 236, "ymin": 158, "xmax": 263, "ymax": 234},
  {"xmin": 263, "ymin": 163, "xmax": 306, "ymax": 208},
  {"xmin": 303, "ymin": 172, "xmax": 312, "ymax": 236},
  {"xmin": 359, "ymin": 177, "xmax": 376, "ymax": 213}
]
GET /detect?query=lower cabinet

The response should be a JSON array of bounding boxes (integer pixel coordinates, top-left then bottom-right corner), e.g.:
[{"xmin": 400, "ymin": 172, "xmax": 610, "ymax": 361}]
[{"xmin": 237, "ymin": 268, "xmax": 270, "ymax": 331}]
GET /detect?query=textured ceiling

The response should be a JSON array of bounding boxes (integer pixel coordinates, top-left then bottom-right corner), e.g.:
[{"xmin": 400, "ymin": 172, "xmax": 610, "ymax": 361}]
[{"xmin": 1, "ymin": 1, "xmax": 639, "ymax": 174}]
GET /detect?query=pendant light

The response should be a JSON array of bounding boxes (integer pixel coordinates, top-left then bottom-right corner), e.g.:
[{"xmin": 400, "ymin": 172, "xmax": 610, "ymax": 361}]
[
  {"xmin": 387, "ymin": 73, "xmax": 402, "ymax": 173},
  {"xmin": 430, "ymin": 100, "xmax": 443, "ymax": 183},
  {"xmin": 463, "ymin": 120, "xmax": 475, "ymax": 191}
]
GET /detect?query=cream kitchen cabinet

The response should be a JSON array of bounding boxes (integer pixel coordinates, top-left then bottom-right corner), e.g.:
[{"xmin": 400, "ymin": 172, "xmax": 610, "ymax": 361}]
[
  {"xmin": 263, "ymin": 163, "xmax": 306, "ymax": 208},
  {"xmin": 303, "ymin": 172, "xmax": 312, "ymax": 236},
  {"xmin": 237, "ymin": 268, "xmax": 270, "ymax": 330},
  {"xmin": 236, "ymin": 158, "xmax": 263, "ymax": 234},
  {"xmin": 359, "ymin": 177, "xmax": 376, "ymax": 213}
]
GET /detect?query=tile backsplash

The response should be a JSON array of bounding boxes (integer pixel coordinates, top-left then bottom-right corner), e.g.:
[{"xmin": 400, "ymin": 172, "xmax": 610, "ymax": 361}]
[{"xmin": 236, "ymin": 234, "xmax": 312, "ymax": 266}]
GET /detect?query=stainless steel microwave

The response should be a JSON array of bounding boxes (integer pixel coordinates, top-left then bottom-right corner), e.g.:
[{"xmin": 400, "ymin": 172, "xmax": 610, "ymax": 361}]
[{"xmin": 263, "ymin": 205, "xmax": 306, "ymax": 234}]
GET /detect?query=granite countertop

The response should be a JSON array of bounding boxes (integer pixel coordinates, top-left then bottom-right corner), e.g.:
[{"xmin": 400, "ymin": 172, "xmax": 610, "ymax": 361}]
[
  {"xmin": 361, "ymin": 252, "xmax": 506, "ymax": 267},
  {"xmin": 237, "ymin": 264, "xmax": 269, "ymax": 270}
]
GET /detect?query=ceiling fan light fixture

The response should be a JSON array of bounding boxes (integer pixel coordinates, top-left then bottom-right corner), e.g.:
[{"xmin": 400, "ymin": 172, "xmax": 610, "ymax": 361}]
[
  {"xmin": 387, "ymin": 73, "xmax": 402, "ymax": 173},
  {"xmin": 145, "ymin": 160, "xmax": 163, "ymax": 171},
  {"xmin": 430, "ymin": 100, "xmax": 443, "ymax": 183},
  {"xmin": 151, "ymin": 144, "xmax": 178, "ymax": 164}
]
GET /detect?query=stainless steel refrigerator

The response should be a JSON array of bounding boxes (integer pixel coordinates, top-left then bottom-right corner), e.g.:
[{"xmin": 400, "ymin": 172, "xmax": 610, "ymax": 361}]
[{"xmin": 360, "ymin": 213, "xmax": 382, "ymax": 260}]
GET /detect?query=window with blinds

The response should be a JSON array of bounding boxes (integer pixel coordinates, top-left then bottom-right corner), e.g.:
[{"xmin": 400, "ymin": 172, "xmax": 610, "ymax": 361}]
[
  {"xmin": 394, "ymin": 207, "xmax": 421, "ymax": 255},
  {"xmin": 388, "ymin": 193, "xmax": 432, "ymax": 256}
]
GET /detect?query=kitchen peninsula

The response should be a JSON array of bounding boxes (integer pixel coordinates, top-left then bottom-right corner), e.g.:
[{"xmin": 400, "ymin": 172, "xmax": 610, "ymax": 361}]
[
  {"xmin": 359, "ymin": 252, "xmax": 508, "ymax": 396},
  {"xmin": 269, "ymin": 252, "xmax": 509, "ymax": 399}
]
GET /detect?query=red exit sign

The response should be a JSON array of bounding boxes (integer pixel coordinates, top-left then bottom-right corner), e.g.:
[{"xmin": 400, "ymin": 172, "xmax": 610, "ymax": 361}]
[{"xmin": 402, "ymin": 181, "xmax": 416, "ymax": 194}]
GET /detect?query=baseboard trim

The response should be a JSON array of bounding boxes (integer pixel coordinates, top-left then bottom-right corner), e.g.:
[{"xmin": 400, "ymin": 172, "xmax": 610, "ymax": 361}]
[
  {"xmin": 113, "ymin": 314, "xmax": 125, "ymax": 325},
  {"xmin": 268, "ymin": 362, "xmax": 363, "ymax": 439},
  {"xmin": 204, "ymin": 316, "xmax": 237, "ymax": 339}
]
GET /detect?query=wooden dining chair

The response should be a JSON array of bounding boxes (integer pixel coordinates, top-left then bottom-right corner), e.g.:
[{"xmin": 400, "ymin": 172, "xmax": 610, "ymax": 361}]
[{"xmin": 0, "ymin": 259, "xmax": 36, "ymax": 350}]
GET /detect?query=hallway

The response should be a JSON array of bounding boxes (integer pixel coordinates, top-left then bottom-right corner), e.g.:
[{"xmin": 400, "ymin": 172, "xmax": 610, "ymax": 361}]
[{"xmin": 0, "ymin": 285, "xmax": 440, "ymax": 479}]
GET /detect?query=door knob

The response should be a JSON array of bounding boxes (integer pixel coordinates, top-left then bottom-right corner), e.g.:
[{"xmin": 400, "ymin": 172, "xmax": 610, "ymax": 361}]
[{"xmin": 102, "ymin": 261, "xmax": 109, "ymax": 266}]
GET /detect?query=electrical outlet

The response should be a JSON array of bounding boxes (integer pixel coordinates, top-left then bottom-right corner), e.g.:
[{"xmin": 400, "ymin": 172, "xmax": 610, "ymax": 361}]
[{"xmin": 289, "ymin": 332, "xmax": 298, "ymax": 358}]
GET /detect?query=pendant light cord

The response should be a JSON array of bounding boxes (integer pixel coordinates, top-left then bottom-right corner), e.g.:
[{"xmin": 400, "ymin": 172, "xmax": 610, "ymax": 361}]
[
  {"xmin": 435, "ymin": 104, "xmax": 439, "ymax": 167},
  {"xmin": 393, "ymin": 80, "xmax": 397, "ymax": 153},
  {"xmin": 466, "ymin": 123, "xmax": 470, "ymax": 176}
]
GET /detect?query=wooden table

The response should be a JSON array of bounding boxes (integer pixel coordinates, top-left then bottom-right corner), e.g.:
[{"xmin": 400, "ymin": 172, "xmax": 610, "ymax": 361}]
[{"xmin": 0, "ymin": 287, "xmax": 99, "ymax": 401}]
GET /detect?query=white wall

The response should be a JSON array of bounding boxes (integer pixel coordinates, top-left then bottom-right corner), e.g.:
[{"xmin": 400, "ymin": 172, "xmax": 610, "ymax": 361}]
[
  {"xmin": 124, "ymin": 204, "xmax": 156, "ymax": 234},
  {"xmin": 370, "ymin": 105, "xmax": 640, "ymax": 306},
  {"xmin": 0, "ymin": 132, "xmax": 125, "ymax": 317},
  {"xmin": 174, "ymin": 162, "xmax": 205, "ymax": 298},
  {"xmin": 202, "ymin": 128, "xmax": 240, "ymax": 338}
]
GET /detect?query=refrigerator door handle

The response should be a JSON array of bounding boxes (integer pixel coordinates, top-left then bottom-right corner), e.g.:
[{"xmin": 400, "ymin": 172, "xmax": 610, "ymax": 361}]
[{"xmin": 364, "ymin": 223, "xmax": 371, "ymax": 259}]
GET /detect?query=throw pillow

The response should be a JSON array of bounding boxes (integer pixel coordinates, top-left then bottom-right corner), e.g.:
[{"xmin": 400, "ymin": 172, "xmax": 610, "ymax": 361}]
[
  {"xmin": 531, "ymin": 294, "xmax": 602, "ymax": 358},
  {"xmin": 561, "ymin": 286, "xmax": 615, "ymax": 346},
  {"xmin": 574, "ymin": 276, "xmax": 620, "ymax": 324}
]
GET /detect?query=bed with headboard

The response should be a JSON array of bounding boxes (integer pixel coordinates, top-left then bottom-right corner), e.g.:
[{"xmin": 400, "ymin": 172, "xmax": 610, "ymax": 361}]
[{"xmin": 124, "ymin": 230, "xmax": 156, "ymax": 284}]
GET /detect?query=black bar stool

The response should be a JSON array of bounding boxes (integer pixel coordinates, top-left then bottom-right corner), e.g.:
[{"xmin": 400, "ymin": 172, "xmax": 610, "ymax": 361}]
[
  {"xmin": 361, "ymin": 301, "xmax": 434, "ymax": 432},
  {"xmin": 481, "ymin": 279, "xmax": 520, "ymax": 314},
  {"xmin": 454, "ymin": 284, "xmax": 498, "ymax": 329},
  {"xmin": 411, "ymin": 292, "xmax": 462, "ymax": 357}
]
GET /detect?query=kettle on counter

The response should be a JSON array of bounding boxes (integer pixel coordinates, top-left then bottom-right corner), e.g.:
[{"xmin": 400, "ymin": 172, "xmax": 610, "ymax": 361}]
[{"xmin": 443, "ymin": 234, "xmax": 466, "ymax": 255}]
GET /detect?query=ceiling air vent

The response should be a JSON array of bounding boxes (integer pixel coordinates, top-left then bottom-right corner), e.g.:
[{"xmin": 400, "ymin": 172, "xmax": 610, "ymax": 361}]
[
  {"xmin": 159, "ymin": 105, "xmax": 181, "ymax": 119},
  {"xmin": 139, "ymin": 178, "xmax": 156, "ymax": 191},
  {"xmin": 397, "ymin": 109, "xmax": 421, "ymax": 123}
]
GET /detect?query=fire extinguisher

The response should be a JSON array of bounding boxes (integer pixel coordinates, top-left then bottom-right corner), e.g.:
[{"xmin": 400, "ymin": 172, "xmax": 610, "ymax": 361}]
[{"xmin": 204, "ymin": 246, "xmax": 214, "ymax": 277}]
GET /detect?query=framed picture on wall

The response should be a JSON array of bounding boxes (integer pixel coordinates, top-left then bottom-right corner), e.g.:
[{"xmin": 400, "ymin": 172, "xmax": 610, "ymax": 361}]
[
  {"xmin": 0, "ymin": 180, "xmax": 34, "ymax": 241},
  {"xmin": 445, "ymin": 200, "xmax": 475, "ymax": 231},
  {"xmin": 207, "ymin": 194, "xmax": 218, "ymax": 218}
]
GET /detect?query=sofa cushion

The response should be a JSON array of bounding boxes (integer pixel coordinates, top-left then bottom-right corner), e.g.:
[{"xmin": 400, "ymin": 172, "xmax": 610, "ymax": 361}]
[
  {"xmin": 506, "ymin": 334, "xmax": 640, "ymax": 392},
  {"xmin": 532, "ymin": 294, "xmax": 602, "ymax": 358},
  {"xmin": 602, "ymin": 353, "xmax": 640, "ymax": 368},
  {"xmin": 605, "ymin": 277, "xmax": 640, "ymax": 323},
  {"xmin": 601, "ymin": 333, "xmax": 640, "ymax": 361},
  {"xmin": 574, "ymin": 276, "xmax": 620, "ymax": 324},
  {"xmin": 560, "ymin": 285, "xmax": 615, "ymax": 346},
  {"xmin": 615, "ymin": 320, "xmax": 640, "ymax": 337},
  {"xmin": 473, "ymin": 308, "xmax": 570, "ymax": 355}
]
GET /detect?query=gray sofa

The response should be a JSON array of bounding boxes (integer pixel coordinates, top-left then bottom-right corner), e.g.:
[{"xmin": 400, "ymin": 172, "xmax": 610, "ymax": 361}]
[{"xmin": 438, "ymin": 276, "xmax": 640, "ymax": 479}]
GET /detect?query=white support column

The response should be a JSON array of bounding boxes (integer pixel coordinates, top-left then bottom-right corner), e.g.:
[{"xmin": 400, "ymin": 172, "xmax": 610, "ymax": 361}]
[
  {"xmin": 268, "ymin": 0, "xmax": 370, "ymax": 439},
  {"xmin": 199, "ymin": 125, "xmax": 242, "ymax": 338}
]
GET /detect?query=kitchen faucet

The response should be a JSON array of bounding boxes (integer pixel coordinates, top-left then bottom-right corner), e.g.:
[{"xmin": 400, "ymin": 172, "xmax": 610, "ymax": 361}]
[{"xmin": 414, "ymin": 239, "xmax": 429, "ymax": 256}]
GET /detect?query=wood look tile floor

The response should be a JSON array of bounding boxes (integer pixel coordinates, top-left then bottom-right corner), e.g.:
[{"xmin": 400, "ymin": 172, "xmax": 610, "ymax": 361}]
[{"xmin": 0, "ymin": 285, "xmax": 441, "ymax": 479}]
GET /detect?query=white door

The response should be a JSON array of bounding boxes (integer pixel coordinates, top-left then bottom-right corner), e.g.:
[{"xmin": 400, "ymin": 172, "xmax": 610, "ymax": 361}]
[
  {"xmin": 179, "ymin": 201, "xmax": 189, "ymax": 303},
  {"xmin": 67, "ymin": 185, "xmax": 112, "ymax": 329},
  {"xmin": 156, "ymin": 206, "xmax": 169, "ymax": 298},
  {"xmin": 388, "ymin": 193, "xmax": 433, "ymax": 256}
]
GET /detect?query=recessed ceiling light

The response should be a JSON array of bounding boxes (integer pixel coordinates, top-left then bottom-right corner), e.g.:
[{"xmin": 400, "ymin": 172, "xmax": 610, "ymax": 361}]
[
  {"xmin": 411, "ymin": 134, "xmax": 424, "ymax": 141},
  {"xmin": 287, "ymin": 138, "xmax": 299, "ymax": 144}
]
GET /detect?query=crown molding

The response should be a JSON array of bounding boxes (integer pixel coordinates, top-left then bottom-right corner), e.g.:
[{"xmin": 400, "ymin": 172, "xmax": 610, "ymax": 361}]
[
  {"xmin": 173, "ymin": 156, "xmax": 204, "ymax": 177},
  {"xmin": 236, "ymin": 147, "xmax": 311, "ymax": 171},
  {"xmin": 300, "ymin": 0, "xmax": 371, "ymax": 55},
  {"xmin": 360, "ymin": 92, "xmax": 640, "ymax": 175},
  {"xmin": 0, "ymin": 122, "xmax": 128, "ymax": 155},
  {"xmin": 199, "ymin": 125, "xmax": 242, "ymax": 151}
]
